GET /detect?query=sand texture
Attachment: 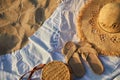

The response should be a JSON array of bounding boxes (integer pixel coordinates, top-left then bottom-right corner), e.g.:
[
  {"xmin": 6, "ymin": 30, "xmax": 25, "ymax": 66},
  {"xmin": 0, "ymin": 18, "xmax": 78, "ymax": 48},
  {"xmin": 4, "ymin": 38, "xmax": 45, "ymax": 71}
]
[{"xmin": 0, "ymin": 0, "xmax": 61, "ymax": 55}]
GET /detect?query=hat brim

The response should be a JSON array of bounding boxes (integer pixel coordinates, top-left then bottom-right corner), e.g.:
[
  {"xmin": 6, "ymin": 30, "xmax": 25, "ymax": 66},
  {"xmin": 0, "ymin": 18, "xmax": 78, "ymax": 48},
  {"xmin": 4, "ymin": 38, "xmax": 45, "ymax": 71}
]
[{"xmin": 76, "ymin": 0, "xmax": 120, "ymax": 56}]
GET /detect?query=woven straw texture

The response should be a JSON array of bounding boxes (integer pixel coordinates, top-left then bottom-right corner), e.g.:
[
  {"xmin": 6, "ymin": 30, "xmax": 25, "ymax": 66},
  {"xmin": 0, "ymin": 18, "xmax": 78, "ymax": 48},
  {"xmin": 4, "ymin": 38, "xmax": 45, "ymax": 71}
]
[
  {"xmin": 76, "ymin": 0, "xmax": 120, "ymax": 56},
  {"xmin": 42, "ymin": 61, "xmax": 71, "ymax": 80}
]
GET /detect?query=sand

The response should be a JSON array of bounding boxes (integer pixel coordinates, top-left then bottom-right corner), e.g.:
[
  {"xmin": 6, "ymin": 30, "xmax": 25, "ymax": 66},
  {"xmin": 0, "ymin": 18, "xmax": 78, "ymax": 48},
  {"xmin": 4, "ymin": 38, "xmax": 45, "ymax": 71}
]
[{"xmin": 0, "ymin": 0, "xmax": 61, "ymax": 55}]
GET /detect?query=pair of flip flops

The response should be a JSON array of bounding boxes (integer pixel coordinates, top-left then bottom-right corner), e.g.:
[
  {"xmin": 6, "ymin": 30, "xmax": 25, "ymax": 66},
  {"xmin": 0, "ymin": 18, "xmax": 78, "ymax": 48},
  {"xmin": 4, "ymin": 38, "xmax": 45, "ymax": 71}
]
[{"xmin": 62, "ymin": 41, "xmax": 104, "ymax": 77}]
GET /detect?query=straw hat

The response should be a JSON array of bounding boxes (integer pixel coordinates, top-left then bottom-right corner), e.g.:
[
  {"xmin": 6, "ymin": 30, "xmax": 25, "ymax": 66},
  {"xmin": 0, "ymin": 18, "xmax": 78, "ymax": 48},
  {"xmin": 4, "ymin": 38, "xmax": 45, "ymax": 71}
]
[
  {"xmin": 76, "ymin": 0, "xmax": 120, "ymax": 56},
  {"xmin": 42, "ymin": 61, "xmax": 71, "ymax": 80}
]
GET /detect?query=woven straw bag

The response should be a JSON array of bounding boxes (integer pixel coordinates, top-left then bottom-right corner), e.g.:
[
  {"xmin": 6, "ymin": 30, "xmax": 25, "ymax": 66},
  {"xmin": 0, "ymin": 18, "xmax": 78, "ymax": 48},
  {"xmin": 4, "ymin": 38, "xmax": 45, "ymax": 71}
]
[{"xmin": 20, "ymin": 61, "xmax": 72, "ymax": 80}]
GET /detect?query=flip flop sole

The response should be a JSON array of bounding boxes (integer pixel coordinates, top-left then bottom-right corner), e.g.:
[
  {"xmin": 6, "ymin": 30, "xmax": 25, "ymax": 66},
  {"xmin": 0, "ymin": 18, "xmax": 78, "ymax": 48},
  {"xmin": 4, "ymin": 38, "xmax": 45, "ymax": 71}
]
[
  {"xmin": 80, "ymin": 47, "xmax": 104, "ymax": 74},
  {"xmin": 68, "ymin": 52, "xmax": 85, "ymax": 77},
  {"xmin": 87, "ymin": 53, "xmax": 104, "ymax": 74},
  {"xmin": 62, "ymin": 41, "xmax": 77, "ymax": 62},
  {"xmin": 62, "ymin": 41, "xmax": 85, "ymax": 77}
]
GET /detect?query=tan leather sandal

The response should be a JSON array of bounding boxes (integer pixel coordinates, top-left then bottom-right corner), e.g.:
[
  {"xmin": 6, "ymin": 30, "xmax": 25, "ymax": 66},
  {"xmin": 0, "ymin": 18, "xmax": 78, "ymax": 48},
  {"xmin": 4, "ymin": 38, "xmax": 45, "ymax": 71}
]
[
  {"xmin": 78, "ymin": 46, "xmax": 104, "ymax": 74},
  {"xmin": 62, "ymin": 41, "xmax": 77, "ymax": 63},
  {"xmin": 68, "ymin": 52, "xmax": 85, "ymax": 77},
  {"xmin": 62, "ymin": 41, "xmax": 85, "ymax": 77}
]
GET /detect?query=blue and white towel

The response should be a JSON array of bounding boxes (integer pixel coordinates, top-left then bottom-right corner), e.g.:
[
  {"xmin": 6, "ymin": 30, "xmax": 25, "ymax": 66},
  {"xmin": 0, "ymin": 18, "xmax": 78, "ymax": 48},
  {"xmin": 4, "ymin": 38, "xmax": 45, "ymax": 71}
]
[{"xmin": 0, "ymin": 0, "xmax": 120, "ymax": 80}]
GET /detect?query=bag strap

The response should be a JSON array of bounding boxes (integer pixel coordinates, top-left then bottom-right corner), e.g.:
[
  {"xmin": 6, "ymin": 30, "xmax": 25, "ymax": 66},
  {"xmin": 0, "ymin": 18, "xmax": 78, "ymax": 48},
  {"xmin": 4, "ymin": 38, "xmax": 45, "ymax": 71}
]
[{"xmin": 19, "ymin": 64, "xmax": 45, "ymax": 80}]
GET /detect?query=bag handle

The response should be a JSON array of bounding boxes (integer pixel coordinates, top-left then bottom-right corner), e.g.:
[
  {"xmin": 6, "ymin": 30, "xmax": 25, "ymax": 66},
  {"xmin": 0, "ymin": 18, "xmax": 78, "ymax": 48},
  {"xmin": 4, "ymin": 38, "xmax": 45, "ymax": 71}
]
[{"xmin": 19, "ymin": 64, "xmax": 45, "ymax": 80}]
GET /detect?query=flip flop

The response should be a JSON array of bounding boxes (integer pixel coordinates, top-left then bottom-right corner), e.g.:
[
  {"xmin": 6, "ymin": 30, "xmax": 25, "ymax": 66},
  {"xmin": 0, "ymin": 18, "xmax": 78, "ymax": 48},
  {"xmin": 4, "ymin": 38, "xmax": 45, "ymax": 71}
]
[
  {"xmin": 62, "ymin": 41, "xmax": 85, "ymax": 77},
  {"xmin": 68, "ymin": 52, "xmax": 85, "ymax": 77},
  {"xmin": 78, "ymin": 46, "xmax": 104, "ymax": 74},
  {"xmin": 62, "ymin": 41, "xmax": 77, "ymax": 63}
]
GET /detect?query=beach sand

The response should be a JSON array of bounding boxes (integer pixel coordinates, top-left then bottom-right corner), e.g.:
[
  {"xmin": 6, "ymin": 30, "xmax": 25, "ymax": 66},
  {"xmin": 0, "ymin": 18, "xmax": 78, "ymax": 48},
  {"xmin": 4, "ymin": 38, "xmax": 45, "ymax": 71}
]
[{"xmin": 0, "ymin": 0, "xmax": 61, "ymax": 55}]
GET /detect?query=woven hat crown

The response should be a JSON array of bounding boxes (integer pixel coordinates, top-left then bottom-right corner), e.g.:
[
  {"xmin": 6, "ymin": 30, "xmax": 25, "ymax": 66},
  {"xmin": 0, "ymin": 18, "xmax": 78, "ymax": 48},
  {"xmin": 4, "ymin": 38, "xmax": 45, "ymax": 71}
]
[{"xmin": 98, "ymin": 2, "xmax": 120, "ymax": 33}]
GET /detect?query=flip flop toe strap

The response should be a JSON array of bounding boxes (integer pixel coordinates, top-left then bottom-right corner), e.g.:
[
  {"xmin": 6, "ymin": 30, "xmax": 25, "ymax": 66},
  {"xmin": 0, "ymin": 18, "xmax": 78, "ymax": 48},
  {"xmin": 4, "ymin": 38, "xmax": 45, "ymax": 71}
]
[
  {"xmin": 78, "ymin": 46, "xmax": 104, "ymax": 74},
  {"xmin": 62, "ymin": 41, "xmax": 77, "ymax": 63},
  {"xmin": 78, "ymin": 46, "xmax": 98, "ymax": 59}
]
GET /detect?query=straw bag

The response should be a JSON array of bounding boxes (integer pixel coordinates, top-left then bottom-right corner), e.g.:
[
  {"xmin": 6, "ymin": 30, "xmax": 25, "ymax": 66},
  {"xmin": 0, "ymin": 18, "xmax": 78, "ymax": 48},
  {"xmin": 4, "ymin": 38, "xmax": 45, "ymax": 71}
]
[{"xmin": 19, "ymin": 61, "xmax": 72, "ymax": 80}]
